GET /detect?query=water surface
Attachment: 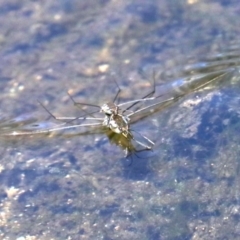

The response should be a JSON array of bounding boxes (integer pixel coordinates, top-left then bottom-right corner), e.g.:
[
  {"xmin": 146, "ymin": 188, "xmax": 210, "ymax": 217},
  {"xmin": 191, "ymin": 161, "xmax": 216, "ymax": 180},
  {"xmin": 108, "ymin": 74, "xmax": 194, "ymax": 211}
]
[{"xmin": 0, "ymin": 0, "xmax": 240, "ymax": 239}]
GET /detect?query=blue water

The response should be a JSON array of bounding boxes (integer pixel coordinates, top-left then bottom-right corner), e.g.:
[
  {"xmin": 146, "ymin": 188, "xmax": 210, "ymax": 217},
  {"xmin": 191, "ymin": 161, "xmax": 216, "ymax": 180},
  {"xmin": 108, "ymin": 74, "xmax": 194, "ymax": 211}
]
[{"xmin": 0, "ymin": 0, "xmax": 240, "ymax": 239}]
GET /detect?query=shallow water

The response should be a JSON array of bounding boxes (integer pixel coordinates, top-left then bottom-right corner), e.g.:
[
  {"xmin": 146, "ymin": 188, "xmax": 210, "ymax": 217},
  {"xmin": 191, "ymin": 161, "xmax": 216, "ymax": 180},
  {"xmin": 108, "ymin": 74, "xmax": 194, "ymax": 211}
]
[{"xmin": 0, "ymin": 0, "xmax": 240, "ymax": 239}]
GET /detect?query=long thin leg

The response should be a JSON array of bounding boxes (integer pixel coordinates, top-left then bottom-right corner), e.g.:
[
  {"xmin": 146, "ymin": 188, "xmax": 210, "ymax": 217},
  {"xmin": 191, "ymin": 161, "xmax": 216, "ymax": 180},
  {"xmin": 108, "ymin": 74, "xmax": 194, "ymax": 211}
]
[
  {"xmin": 38, "ymin": 101, "xmax": 103, "ymax": 124},
  {"xmin": 4, "ymin": 122, "xmax": 103, "ymax": 136},
  {"xmin": 122, "ymin": 70, "xmax": 156, "ymax": 114},
  {"xmin": 67, "ymin": 78, "xmax": 122, "ymax": 108},
  {"xmin": 67, "ymin": 92, "xmax": 101, "ymax": 119},
  {"xmin": 67, "ymin": 92, "xmax": 101, "ymax": 109},
  {"xmin": 112, "ymin": 78, "xmax": 121, "ymax": 104},
  {"xmin": 130, "ymin": 129, "xmax": 155, "ymax": 149}
]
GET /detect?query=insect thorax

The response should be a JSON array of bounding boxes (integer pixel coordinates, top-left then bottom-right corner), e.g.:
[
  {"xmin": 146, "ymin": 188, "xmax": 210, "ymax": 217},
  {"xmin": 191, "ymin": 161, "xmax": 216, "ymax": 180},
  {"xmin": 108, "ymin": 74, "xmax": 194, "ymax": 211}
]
[
  {"xmin": 101, "ymin": 102, "xmax": 118, "ymax": 115},
  {"xmin": 103, "ymin": 114, "xmax": 131, "ymax": 138}
]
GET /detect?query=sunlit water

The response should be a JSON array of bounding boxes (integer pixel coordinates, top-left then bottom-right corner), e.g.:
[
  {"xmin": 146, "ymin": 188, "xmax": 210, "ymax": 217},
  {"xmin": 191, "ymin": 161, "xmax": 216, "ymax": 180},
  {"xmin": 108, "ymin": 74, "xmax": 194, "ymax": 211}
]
[{"xmin": 0, "ymin": 0, "xmax": 240, "ymax": 240}]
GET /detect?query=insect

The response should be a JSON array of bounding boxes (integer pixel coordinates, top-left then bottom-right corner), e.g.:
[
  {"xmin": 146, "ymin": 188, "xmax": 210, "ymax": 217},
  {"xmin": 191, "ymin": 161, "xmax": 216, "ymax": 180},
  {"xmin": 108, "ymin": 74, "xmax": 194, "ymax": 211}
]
[
  {"xmin": 0, "ymin": 68, "xmax": 233, "ymax": 157},
  {"xmin": 0, "ymin": 74, "xmax": 176, "ymax": 157},
  {"xmin": 33, "ymin": 77, "xmax": 173, "ymax": 156}
]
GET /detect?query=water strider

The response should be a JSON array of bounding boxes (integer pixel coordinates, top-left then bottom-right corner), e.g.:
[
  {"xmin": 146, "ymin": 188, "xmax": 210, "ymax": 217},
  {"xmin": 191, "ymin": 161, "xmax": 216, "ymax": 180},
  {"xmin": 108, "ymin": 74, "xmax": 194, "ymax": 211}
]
[
  {"xmin": 0, "ymin": 68, "xmax": 234, "ymax": 157},
  {"xmin": 0, "ymin": 76, "xmax": 160, "ymax": 156}
]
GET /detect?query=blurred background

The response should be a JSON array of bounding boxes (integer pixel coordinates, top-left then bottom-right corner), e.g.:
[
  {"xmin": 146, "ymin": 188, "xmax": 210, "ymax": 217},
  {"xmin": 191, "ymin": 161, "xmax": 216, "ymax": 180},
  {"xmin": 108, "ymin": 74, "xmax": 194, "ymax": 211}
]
[{"xmin": 0, "ymin": 0, "xmax": 240, "ymax": 239}]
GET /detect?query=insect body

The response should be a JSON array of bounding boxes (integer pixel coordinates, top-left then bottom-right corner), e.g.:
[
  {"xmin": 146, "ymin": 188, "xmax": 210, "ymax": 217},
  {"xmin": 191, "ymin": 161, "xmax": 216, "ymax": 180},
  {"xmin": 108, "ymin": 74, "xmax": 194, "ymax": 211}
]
[
  {"xmin": 0, "ymin": 69, "xmax": 232, "ymax": 157},
  {"xmin": 101, "ymin": 102, "xmax": 130, "ymax": 136}
]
